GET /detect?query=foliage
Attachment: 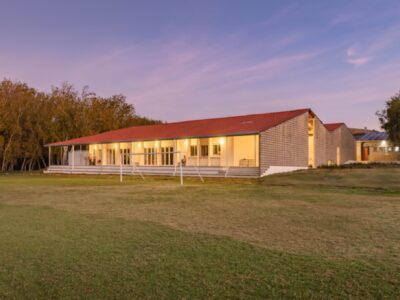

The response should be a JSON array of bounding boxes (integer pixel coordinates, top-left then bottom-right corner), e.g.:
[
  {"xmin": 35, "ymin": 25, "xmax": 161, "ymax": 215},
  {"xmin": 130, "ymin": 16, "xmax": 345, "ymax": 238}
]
[
  {"xmin": 377, "ymin": 91, "xmax": 400, "ymax": 143},
  {"xmin": 0, "ymin": 80, "xmax": 160, "ymax": 171}
]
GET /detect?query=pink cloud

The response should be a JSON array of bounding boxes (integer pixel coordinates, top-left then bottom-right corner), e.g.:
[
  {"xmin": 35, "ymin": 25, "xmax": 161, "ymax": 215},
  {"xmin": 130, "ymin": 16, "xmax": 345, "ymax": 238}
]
[{"xmin": 347, "ymin": 56, "xmax": 372, "ymax": 66}]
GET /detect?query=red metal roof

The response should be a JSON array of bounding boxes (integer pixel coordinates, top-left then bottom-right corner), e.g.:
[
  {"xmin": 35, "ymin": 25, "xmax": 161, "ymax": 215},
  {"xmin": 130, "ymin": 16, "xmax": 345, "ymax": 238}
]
[
  {"xmin": 48, "ymin": 108, "xmax": 311, "ymax": 146},
  {"xmin": 324, "ymin": 123, "xmax": 344, "ymax": 131}
]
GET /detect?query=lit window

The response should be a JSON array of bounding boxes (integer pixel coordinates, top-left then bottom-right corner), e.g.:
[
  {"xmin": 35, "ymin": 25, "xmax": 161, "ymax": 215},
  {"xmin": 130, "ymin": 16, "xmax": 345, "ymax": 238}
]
[
  {"xmin": 121, "ymin": 149, "xmax": 131, "ymax": 165},
  {"xmin": 107, "ymin": 149, "xmax": 116, "ymax": 164},
  {"xmin": 190, "ymin": 145, "xmax": 197, "ymax": 157},
  {"xmin": 213, "ymin": 144, "xmax": 221, "ymax": 156},
  {"xmin": 144, "ymin": 148, "xmax": 156, "ymax": 165},
  {"xmin": 201, "ymin": 145, "xmax": 208, "ymax": 157}
]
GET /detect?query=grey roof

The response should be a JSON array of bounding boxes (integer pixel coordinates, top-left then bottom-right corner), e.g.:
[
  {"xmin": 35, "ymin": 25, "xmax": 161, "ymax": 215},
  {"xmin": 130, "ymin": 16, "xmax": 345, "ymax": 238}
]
[{"xmin": 355, "ymin": 131, "xmax": 388, "ymax": 141}]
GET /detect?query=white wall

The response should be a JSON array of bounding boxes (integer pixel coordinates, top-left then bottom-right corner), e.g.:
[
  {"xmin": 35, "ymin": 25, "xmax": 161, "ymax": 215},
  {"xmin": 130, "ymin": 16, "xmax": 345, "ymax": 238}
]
[{"xmin": 232, "ymin": 135, "xmax": 258, "ymax": 167}]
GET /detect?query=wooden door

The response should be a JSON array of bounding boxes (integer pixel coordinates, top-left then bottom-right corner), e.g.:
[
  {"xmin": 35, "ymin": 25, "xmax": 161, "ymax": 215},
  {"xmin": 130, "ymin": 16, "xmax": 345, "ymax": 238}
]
[{"xmin": 362, "ymin": 146, "xmax": 369, "ymax": 161}]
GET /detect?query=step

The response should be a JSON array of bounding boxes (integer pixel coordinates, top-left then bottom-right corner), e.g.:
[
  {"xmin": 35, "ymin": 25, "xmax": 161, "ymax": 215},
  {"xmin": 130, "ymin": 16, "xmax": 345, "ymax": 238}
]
[{"xmin": 46, "ymin": 166, "xmax": 260, "ymax": 178}]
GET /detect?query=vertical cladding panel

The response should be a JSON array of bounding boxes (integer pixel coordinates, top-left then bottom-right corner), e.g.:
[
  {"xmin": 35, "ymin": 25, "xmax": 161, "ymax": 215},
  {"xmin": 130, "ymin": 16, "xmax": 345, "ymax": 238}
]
[
  {"xmin": 326, "ymin": 125, "xmax": 356, "ymax": 165},
  {"xmin": 314, "ymin": 118, "xmax": 328, "ymax": 167},
  {"xmin": 259, "ymin": 113, "xmax": 308, "ymax": 174},
  {"xmin": 337, "ymin": 126, "xmax": 356, "ymax": 163},
  {"xmin": 326, "ymin": 130, "xmax": 336, "ymax": 164},
  {"xmin": 314, "ymin": 123, "xmax": 356, "ymax": 166}
]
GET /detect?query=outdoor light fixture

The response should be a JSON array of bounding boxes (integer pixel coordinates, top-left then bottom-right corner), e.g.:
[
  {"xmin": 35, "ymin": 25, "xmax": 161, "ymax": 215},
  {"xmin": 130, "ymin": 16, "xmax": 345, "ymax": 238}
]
[
  {"xmin": 184, "ymin": 140, "xmax": 189, "ymax": 147},
  {"xmin": 219, "ymin": 137, "xmax": 225, "ymax": 145},
  {"xmin": 380, "ymin": 140, "xmax": 387, "ymax": 147},
  {"xmin": 155, "ymin": 141, "xmax": 159, "ymax": 147},
  {"xmin": 114, "ymin": 144, "xmax": 118, "ymax": 149},
  {"xmin": 138, "ymin": 142, "xmax": 141, "ymax": 148},
  {"xmin": 94, "ymin": 145, "xmax": 97, "ymax": 150}
]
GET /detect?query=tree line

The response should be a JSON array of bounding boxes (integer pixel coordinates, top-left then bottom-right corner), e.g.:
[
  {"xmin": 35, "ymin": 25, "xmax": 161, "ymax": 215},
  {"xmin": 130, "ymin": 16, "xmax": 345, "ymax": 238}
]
[{"xmin": 0, "ymin": 79, "xmax": 160, "ymax": 171}]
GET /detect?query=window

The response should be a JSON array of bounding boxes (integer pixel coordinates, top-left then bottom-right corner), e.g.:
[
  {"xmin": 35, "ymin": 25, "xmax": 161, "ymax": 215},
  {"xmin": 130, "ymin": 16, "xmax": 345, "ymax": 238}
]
[
  {"xmin": 121, "ymin": 149, "xmax": 131, "ymax": 165},
  {"xmin": 190, "ymin": 145, "xmax": 197, "ymax": 157},
  {"xmin": 89, "ymin": 149, "xmax": 96, "ymax": 166},
  {"xmin": 107, "ymin": 149, "xmax": 116, "ymax": 165},
  {"xmin": 213, "ymin": 144, "xmax": 221, "ymax": 156},
  {"xmin": 161, "ymin": 147, "xmax": 174, "ymax": 165},
  {"xmin": 97, "ymin": 150, "xmax": 102, "ymax": 165},
  {"xmin": 144, "ymin": 148, "xmax": 156, "ymax": 165},
  {"xmin": 201, "ymin": 145, "xmax": 208, "ymax": 157}
]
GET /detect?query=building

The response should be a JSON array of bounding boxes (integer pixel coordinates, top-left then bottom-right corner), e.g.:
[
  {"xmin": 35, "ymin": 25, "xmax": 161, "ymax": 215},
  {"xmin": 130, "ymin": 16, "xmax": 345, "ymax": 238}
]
[
  {"xmin": 46, "ymin": 108, "xmax": 356, "ymax": 178},
  {"xmin": 354, "ymin": 131, "xmax": 400, "ymax": 162},
  {"xmin": 323, "ymin": 123, "xmax": 357, "ymax": 166},
  {"xmin": 350, "ymin": 128, "xmax": 378, "ymax": 140}
]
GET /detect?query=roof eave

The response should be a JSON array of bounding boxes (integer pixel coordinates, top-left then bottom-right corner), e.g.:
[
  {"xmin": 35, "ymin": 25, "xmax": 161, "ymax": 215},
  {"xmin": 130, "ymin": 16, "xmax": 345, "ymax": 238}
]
[{"xmin": 45, "ymin": 130, "xmax": 261, "ymax": 147}]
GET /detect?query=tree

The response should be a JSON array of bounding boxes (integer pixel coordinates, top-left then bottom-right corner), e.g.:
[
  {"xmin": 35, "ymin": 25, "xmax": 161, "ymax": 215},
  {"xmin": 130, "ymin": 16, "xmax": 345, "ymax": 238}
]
[
  {"xmin": 377, "ymin": 91, "xmax": 400, "ymax": 144},
  {"xmin": 0, "ymin": 79, "xmax": 161, "ymax": 172}
]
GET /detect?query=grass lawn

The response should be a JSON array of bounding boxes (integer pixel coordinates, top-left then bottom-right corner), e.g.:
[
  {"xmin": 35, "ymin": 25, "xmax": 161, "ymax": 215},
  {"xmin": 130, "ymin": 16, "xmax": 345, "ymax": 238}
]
[{"xmin": 0, "ymin": 169, "xmax": 399, "ymax": 298}]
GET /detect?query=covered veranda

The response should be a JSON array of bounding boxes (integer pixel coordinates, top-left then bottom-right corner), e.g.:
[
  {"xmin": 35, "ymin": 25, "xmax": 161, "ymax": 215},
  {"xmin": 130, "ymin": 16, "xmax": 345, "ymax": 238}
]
[{"xmin": 46, "ymin": 135, "xmax": 260, "ymax": 178}]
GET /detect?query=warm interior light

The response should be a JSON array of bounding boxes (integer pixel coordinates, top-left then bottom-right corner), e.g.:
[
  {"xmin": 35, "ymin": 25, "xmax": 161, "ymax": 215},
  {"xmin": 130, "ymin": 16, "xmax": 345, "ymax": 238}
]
[
  {"xmin": 138, "ymin": 142, "xmax": 141, "ymax": 148},
  {"xmin": 94, "ymin": 145, "xmax": 97, "ymax": 150},
  {"xmin": 219, "ymin": 137, "xmax": 225, "ymax": 145},
  {"xmin": 155, "ymin": 141, "xmax": 159, "ymax": 147},
  {"xmin": 114, "ymin": 144, "xmax": 118, "ymax": 149},
  {"xmin": 184, "ymin": 140, "xmax": 189, "ymax": 147}
]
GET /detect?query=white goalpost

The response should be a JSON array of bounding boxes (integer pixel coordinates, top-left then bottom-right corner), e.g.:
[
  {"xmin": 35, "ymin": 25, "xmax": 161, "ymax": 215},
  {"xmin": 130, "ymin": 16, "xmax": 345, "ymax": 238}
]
[{"xmin": 118, "ymin": 151, "xmax": 185, "ymax": 185}]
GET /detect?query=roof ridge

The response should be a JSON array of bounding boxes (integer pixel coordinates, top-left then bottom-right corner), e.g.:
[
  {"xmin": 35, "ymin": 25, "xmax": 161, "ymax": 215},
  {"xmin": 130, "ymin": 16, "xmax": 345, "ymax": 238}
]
[
  {"xmin": 84, "ymin": 108, "xmax": 311, "ymax": 135},
  {"xmin": 324, "ymin": 122, "xmax": 345, "ymax": 131},
  {"xmin": 325, "ymin": 122, "xmax": 344, "ymax": 125},
  {"xmin": 123, "ymin": 108, "xmax": 311, "ymax": 130}
]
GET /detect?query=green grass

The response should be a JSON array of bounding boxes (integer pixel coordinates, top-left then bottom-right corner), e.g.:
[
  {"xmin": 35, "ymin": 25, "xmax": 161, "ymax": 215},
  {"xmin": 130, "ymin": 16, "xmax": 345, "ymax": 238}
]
[{"xmin": 0, "ymin": 169, "xmax": 399, "ymax": 298}]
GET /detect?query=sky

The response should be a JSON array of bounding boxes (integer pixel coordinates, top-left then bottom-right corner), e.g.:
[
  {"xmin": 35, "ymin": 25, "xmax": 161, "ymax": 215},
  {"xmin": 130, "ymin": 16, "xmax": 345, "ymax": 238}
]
[{"xmin": 0, "ymin": 0, "xmax": 399, "ymax": 129}]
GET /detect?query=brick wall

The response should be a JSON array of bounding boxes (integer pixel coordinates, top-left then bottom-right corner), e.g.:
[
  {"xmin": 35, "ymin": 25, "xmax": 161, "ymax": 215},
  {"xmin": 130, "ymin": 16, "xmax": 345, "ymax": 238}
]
[{"xmin": 259, "ymin": 112, "xmax": 309, "ymax": 174}]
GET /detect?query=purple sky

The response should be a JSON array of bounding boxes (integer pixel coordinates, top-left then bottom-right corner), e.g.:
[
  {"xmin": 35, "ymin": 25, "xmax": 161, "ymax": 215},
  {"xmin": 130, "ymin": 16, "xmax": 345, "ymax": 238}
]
[{"xmin": 1, "ymin": 0, "xmax": 400, "ymax": 129}]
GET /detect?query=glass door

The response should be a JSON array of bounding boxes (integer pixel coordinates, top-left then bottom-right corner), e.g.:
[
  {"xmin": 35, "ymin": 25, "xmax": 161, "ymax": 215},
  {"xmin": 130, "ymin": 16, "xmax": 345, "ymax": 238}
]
[{"xmin": 161, "ymin": 147, "xmax": 174, "ymax": 165}]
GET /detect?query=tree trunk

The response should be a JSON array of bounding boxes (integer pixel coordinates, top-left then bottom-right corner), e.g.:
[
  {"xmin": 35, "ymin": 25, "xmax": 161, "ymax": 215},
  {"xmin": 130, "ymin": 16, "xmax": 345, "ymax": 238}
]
[
  {"xmin": 1, "ymin": 133, "xmax": 15, "ymax": 172},
  {"xmin": 20, "ymin": 157, "xmax": 26, "ymax": 171},
  {"xmin": 40, "ymin": 156, "xmax": 47, "ymax": 169}
]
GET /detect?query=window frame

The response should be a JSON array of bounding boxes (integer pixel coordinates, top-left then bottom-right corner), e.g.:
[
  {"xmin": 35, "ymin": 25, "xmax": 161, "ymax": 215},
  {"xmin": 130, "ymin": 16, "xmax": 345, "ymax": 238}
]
[
  {"xmin": 190, "ymin": 145, "xmax": 198, "ymax": 157},
  {"xmin": 213, "ymin": 144, "xmax": 221, "ymax": 156},
  {"xmin": 200, "ymin": 145, "xmax": 209, "ymax": 157}
]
